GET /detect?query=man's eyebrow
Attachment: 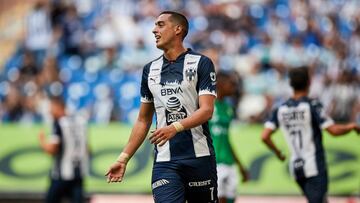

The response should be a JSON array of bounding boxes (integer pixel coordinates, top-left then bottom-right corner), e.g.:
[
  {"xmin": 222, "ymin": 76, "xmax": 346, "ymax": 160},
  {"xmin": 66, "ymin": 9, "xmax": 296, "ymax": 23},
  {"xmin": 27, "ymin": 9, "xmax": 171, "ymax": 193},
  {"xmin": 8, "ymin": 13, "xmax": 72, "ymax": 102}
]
[{"xmin": 155, "ymin": 20, "xmax": 165, "ymax": 25}]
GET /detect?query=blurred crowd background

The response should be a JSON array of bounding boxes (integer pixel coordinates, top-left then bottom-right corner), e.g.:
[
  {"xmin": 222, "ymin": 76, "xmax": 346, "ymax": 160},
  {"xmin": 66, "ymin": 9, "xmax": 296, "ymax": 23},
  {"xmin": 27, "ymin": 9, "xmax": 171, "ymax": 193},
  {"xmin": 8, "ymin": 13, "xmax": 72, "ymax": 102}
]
[{"xmin": 0, "ymin": 0, "xmax": 359, "ymax": 125}]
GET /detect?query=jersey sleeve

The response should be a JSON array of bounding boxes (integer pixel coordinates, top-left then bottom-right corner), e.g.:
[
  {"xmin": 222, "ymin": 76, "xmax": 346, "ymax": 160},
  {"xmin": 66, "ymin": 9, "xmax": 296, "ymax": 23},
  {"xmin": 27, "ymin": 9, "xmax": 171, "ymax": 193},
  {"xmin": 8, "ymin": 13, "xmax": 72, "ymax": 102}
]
[
  {"xmin": 140, "ymin": 64, "xmax": 153, "ymax": 103},
  {"xmin": 264, "ymin": 107, "xmax": 279, "ymax": 130},
  {"xmin": 197, "ymin": 56, "xmax": 217, "ymax": 97},
  {"xmin": 50, "ymin": 121, "xmax": 62, "ymax": 144},
  {"xmin": 311, "ymin": 100, "xmax": 334, "ymax": 129}
]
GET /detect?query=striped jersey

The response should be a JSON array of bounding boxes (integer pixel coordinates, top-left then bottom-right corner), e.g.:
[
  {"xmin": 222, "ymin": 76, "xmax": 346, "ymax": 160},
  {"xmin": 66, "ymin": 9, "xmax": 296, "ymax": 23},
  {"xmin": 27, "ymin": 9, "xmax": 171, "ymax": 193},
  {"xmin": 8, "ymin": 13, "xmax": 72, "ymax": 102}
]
[
  {"xmin": 265, "ymin": 96, "xmax": 334, "ymax": 179},
  {"xmin": 50, "ymin": 115, "xmax": 89, "ymax": 180},
  {"xmin": 140, "ymin": 49, "xmax": 217, "ymax": 162}
]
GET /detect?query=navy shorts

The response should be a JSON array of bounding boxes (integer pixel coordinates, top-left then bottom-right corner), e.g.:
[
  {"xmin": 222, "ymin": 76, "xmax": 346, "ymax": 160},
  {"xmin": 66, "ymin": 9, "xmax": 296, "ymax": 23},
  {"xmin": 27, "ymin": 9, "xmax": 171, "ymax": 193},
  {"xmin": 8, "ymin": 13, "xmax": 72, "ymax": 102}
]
[
  {"xmin": 46, "ymin": 178, "xmax": 84, "ymax": 203},
  {"xmin": 296, "ymin": 172, "xmax": 328, "ymax": 203},
  {"xmin": 151, "ymin": 156, "xmax": 218, "ymax": 203}
]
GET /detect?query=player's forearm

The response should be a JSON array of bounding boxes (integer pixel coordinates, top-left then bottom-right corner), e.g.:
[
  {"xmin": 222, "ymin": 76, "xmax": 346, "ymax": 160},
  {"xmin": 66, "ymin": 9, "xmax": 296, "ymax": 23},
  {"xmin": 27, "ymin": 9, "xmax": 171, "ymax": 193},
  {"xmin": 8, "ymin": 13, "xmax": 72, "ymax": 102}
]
[
  {"xmin": 122, "ymin": 119, "xmax": 152, "ymax": 158},
  {"xmin": 229, "ymin": 142, "xmax": 242, "ymax": 167},
  {"xmin": 234, "ymin": 155, "xmax": 247, "ymax": 173},
  {"xmin": 178, "ymin": 106, "xmax": 213, "ymax": 130},
  {"xmin": 261, "ymin": 130, "xmax": 281, "ymax": 156},
  {"xmin": 326, "ymin": 123, "xmax": 357, "ymax": 136},
  {"xmin": 120, "ymin": 102, "xmax": 154, "ymax": 159},
  {"xmin": 262, "ymin": 138, "xmax": 280, "ymax": 154}
]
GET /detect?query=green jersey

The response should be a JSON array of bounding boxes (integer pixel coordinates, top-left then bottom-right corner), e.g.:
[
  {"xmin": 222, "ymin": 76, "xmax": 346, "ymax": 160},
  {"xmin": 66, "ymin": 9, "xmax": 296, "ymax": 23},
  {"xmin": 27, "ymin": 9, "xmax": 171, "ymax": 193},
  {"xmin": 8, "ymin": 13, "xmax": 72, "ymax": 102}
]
[{"xmin": 209, "ymin": 100, "xmax": 235, "ymax": 165}]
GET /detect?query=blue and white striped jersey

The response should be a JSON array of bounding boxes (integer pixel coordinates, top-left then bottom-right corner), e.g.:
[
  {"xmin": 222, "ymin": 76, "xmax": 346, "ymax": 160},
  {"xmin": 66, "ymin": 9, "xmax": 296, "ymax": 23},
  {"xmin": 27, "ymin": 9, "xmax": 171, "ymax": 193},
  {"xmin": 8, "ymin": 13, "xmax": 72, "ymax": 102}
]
[
  {"xmin": 141, "ymin": 49, "xmax": 217, "ymax": 162},
  {"xmin": 265, "ymin": 97, "xmax": 334, "ymax": 179},
  {"xmin": 50, "ymin": 115, "xmax": 89, "ymax": 180}
]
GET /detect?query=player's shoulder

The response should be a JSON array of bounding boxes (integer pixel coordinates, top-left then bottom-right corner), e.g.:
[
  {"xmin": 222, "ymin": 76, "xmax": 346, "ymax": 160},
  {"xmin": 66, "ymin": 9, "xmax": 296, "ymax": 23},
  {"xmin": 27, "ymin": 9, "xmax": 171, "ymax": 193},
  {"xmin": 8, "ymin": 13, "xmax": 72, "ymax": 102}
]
[
  {"xmin": 287, "ymin": 96, "xmax": 323, "ymax": 113},
  {"xmin": 276, "ymin": 98, "xmax": 293, "ymax": 109},
  {"xmin": 273, "ymin": 98, "xmax": 296, "ymax": 112},
  {"xmin": 307, "ymin": 97, "xmax": 323, "ymax": 108},
  {"xmin": 187, "ymin": 50, "xmax": 212, "ymax": 63},
  {"xmin": 143, "ymin": 55, "xmax": 163, "ymax": 71},
  {"xmin": 307, "ymin": 98, "xmax": 324, "ymax": 115},
  {"xmin": 266, "ymin": 102, "xmax": 282, "ymax": 117},
  {"xmin": 187, "ymin": 50, "xmax": 203, "ymax": 57},
  {"xmin": 53, "ymin": 119, "xmax": 61, "ymax": 128},
  {"xmin": 281, "ymin": 96, "xmax": 318, "ymax": 107},
  {"xmin": 146, "ymin": 55, "xmax": 163, "ymax": 66}
]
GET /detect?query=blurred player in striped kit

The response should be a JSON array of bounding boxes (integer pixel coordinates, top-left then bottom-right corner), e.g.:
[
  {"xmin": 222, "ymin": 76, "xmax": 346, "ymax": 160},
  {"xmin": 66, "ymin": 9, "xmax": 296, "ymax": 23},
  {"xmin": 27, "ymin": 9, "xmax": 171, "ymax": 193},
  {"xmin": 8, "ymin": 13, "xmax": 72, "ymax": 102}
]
[
  {"xmin": 39, "ymin": 96, "xmax": 89, "ymax": 203},
  {"xmin": 261, "ymin": 67, "xmax": 360, "ymax": 203}
]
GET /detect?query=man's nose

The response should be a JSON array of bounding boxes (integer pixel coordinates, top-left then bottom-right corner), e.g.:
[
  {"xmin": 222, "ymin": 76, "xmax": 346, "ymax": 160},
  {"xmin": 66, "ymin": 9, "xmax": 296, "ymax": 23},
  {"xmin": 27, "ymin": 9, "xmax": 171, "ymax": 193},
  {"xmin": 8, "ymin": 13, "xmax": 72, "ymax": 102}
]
[{"xmin": 152, "ymin": 27, "xmax": 158, "ymax": 34}]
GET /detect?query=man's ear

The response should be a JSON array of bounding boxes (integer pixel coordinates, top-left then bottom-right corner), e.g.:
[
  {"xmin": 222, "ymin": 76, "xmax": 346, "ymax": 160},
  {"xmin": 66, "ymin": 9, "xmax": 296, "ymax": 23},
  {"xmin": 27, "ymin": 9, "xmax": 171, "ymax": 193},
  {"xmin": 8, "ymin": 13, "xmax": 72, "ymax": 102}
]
[{"xmin": 175, "ymin": 25, "xmax": 182, "ymax": 36}]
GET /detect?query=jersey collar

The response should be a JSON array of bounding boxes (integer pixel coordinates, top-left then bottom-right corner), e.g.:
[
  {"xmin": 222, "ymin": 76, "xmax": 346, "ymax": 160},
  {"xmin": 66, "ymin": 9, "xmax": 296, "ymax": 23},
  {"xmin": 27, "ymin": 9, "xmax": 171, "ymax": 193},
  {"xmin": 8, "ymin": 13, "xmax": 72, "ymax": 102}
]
[
  {"xmin": 163, "ymin": 48, "xmax": 192, "ymax": 63},
  {"xmin": 289, "ymin": 96, "xmax": 309, "ymax": 104}
]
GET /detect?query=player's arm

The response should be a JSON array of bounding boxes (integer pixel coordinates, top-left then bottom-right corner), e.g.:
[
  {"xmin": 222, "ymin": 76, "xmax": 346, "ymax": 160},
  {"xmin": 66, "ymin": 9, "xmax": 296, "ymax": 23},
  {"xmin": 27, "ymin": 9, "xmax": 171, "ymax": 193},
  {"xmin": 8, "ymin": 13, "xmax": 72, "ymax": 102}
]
[
  {"xmin": 326, "ymin": 123, "xmax": 360, "ymax": 136},
  {"xmin": 38, "ymin": 131, "xmax": 60, "ymax": 155},
  {"xmin": 313, "ymin": 100, "xmax": 360, "ymax": 136},
  {"xmin": 122, "ymin": 102, "xmax": 154, "ymax": 157},
  {"xmin": 150, "ymin": 95, "xmax": 215, "ymax": 146},
  {"xmin": 229, "ymin": 142, "xmax": 249, "ymax": 182},
  {"xmin": 105, "ymin": 102, "xmax": 154, "ymax": 183},
  {"xmin": 261, "ymin": 106, "xmax": 285, "ymax": 161},
  {"xmin": 261, "ymin": 128, "xmax": 285, "ymax": 161},
  {"xmin": 178, "ymin": 95, "xmax": 215, "ymax": 128}
]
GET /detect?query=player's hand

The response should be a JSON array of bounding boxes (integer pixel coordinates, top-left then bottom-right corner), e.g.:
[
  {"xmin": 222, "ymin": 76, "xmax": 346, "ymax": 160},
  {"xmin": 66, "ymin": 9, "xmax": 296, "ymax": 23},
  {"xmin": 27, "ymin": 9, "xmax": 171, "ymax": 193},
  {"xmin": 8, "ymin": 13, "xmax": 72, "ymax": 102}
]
[
  {"xmin": 240, "ymin": 169, "xmax": 250, "ymax": 183},
  {"xmin": 149, "ymin": 125, "xmax": 177, "ymax": 146},
  {"xmin": 105, "ymin": 161, "xmax": 127, "ymax": 183},
  {"xmin": 352, "ymin": 123, "xmax": 360, "ymax": 134},
  {"xmin": 277, "ymin": 152, "xmax": 286, "ymax": 162},
  {"xmin": 38, "ymin": 131, "xmax": 46, "ymax": 144},
  {"xmin": 345, "ymin": 123, "xmax": 360, "ymax": 135}
]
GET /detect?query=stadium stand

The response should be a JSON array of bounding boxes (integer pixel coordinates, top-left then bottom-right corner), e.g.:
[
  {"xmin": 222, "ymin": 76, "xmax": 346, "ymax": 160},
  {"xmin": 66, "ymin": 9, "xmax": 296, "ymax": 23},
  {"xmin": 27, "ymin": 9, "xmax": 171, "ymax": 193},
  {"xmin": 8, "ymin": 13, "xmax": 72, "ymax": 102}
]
[
  {"xmin": 0, "ymin": 0, "xmax": 359, "ymax": 125},
  {"xmin": 0, "ymin": 0, "xmax": 35, "ymax": 67}
]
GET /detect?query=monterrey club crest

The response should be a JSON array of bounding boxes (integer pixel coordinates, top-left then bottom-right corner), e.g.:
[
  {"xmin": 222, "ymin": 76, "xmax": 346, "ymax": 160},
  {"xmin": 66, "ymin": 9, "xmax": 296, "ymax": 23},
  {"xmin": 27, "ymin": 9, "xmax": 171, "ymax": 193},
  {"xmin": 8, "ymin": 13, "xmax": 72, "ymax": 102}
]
[
  {"xmin": 210, "ymin": 72, "xmax": 216, "ymax": 82},
  {"xmin": 185, "ymin": 68, "xmax": 196, "ymax": 82}
]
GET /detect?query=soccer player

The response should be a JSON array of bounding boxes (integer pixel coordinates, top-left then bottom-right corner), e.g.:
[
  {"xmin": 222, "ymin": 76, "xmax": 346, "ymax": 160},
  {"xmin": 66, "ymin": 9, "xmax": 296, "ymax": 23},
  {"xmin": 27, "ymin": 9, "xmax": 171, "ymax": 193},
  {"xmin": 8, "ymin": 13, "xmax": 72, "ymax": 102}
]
[
  {"xmin": 39, "ymin": 96, "xmax": 89, "ymax": 203},
  {"xmin": 209, "ymin": 71, "xmax": 249, "ymax": 203},
  {"xmin": 261, "ymin": 66, "xmax": 360, "ymax": 203},
  {"xmin": 105, "ymin": 11, "xmax": 218, "ymax": 202}
]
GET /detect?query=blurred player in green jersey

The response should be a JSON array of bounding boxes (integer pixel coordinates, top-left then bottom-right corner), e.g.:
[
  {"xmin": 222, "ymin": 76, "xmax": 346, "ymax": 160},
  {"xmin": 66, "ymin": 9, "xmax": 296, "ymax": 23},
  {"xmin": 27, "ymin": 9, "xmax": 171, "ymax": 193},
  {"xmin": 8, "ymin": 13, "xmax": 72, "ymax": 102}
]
[{"xmin": 209, "ymin": 71, "xmax": 249, "ymax": 203}]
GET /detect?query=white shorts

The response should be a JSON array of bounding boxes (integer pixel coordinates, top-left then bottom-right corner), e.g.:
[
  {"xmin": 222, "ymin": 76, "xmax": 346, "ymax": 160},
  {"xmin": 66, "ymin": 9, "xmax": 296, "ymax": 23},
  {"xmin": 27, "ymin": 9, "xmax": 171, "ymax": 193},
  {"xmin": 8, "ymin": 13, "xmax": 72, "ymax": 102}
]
[{"xmin": 217, "ymin": 164, "xmax": 239, "ymax": 198}]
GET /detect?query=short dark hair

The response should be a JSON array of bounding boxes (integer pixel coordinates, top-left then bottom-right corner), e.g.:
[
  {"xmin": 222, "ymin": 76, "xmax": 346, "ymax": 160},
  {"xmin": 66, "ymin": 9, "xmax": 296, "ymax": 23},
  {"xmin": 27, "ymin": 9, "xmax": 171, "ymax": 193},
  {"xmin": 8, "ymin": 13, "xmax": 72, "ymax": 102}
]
[
  {"xmin": 217, "ymin": 70, "xmax": 232, "ymax": 81},
  {"xmin": 289, "ymin": 66, "xmax": 310, "ymax": 91},
  {"xmin": 217, "ymin": 70, "xmax": 240, "ymax": 87},
  {"xmin": 159, "ymin": 11, "xmax": 189, "ymax": 40},
  {"xmin": 49, "ymin": 96, "xmax": 65, "ymax": 107}
]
